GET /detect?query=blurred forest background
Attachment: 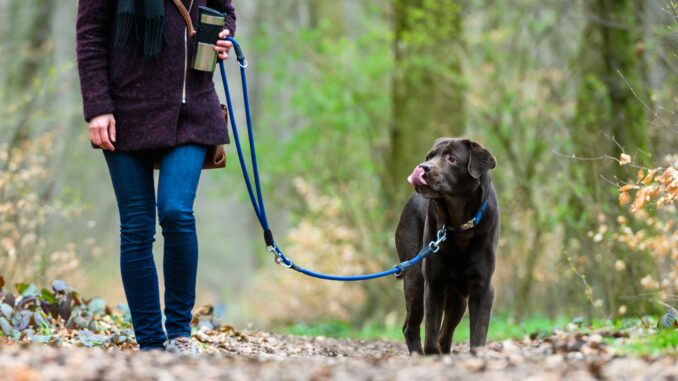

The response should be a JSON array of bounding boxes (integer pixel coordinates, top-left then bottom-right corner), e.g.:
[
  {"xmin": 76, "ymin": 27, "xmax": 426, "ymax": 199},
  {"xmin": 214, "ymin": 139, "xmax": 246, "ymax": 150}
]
[{"xmin": 0, "ymin": 0, "xmax": 676, "ymax": 333}]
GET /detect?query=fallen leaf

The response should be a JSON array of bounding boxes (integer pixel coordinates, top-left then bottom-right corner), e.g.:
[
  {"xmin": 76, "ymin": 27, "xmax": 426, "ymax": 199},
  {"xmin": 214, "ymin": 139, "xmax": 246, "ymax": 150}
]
[
  {"xmin": 52, "ymin": 280, "xmax": 69, "ymax": 293},
  {"xmin": 658, "ymin": 308, "xmax": 677, "ymax": 329},
  {"xmin": 0, "ymin": 303, "xmax": 12, "ymax": 319},
  {"xmin": 642, "ymin": 169, "xmax": 658, "ymax": 185},
  {"xmin": 4, "ymin": 293, "xmax": 15, "ymax": 308},
  {"xmin": 619, "ymin": 191, "xmax": 631, "ymax": 206},
  {"xmin": 16, "ymin": 283, "xmax": 37, "ymax": 297},
  {"xmin": 40, "ymin": 289, "xmax": 56, "ymax": 305},
  {"xmin": 0, "ymin": 317, "xmax": 11, "ymax": 336}
]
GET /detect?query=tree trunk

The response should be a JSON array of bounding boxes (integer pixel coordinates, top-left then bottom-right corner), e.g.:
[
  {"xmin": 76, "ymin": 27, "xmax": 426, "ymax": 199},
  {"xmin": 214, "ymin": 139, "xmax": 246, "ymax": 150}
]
[
  {"xmin": 572, "ymin": 0, "xmax": 649, "ymax": 219},
  {"xmin": 385, "ymin": 0, "xmax": 466, "ymax": 209},
  {"xmin": 575, "ymin": 0, "xmax": 649, "ymax": 163},
  {"xmin": 3, "ymin": 0, "xmax": 55, "ymax": 157},
  {"xmin": 569, "ymin": 0, "xmax": 651, "ymax": 315}
]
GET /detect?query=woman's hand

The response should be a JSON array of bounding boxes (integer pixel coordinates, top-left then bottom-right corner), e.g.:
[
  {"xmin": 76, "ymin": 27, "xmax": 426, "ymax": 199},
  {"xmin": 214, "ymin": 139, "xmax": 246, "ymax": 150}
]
[
  {"xmin": 89, "ymin": 113, "xmax": 116, "ymax": 151},
  {"xmin": 215, "ymin": 29, "xmax": 233, "ymax": 60}
]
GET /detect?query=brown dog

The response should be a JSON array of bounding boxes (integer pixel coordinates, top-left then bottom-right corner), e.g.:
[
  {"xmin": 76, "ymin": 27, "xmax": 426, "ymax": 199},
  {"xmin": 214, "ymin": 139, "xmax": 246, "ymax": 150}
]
[{"xmin": 395, "ymin": 137, "xmax": 499, "ymax": 355}]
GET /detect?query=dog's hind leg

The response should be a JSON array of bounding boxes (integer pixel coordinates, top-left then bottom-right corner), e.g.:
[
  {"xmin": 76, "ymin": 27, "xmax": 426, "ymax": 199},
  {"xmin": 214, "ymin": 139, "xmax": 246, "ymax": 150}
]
[
  {"xmin": 402, "ymin": 266, "xmax": 424, "ymax": 355},
  {"xmin": 438, "ymin": 287, "xmax": 467, "ymax": 354}
]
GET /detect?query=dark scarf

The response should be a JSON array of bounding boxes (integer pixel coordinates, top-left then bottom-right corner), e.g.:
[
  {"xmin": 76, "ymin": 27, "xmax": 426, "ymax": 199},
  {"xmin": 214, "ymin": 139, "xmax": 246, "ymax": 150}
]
[{"xmin": 114, "ymin": 0, "xmax": 166, "ymax": 59}]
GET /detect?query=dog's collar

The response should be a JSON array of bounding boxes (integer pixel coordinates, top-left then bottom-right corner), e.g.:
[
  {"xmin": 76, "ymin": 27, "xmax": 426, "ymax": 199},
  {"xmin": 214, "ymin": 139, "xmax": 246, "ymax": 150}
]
[{"xmin": 446, "ymin": 198, "xmax": 489, "ymax": 233}]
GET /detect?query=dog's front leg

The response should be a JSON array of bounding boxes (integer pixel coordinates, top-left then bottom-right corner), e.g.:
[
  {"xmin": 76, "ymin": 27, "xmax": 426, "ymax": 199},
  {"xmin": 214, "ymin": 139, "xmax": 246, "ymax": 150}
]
[
  {"xmin": 469, "ymin": 283, "xmax": 494, "ymax": 348},
  {"xmin": 423, "ymin": 276, "xmax": 445, "ymax": 355},
  {"xmin": 421, "ymin": 211, "xmax": 445, "ymax": 355}
]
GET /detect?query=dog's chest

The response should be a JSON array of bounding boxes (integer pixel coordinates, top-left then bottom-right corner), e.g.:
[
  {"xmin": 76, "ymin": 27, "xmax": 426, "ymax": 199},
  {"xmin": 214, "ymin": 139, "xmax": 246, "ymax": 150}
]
[
  {"xmin": 437, "ymin": 234, "xmax": 474, "ymax": 273},
  {"xmin": 444, "ymin": 233, "xmax": 472, "ymax": 253}
]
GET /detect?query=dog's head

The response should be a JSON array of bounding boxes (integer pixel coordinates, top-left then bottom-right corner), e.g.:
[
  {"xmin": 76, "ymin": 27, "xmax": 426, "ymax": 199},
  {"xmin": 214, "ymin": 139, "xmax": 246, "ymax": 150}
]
[{"xmin": 407, "ymin": 138, "xmax": 496, "ymax": 199}]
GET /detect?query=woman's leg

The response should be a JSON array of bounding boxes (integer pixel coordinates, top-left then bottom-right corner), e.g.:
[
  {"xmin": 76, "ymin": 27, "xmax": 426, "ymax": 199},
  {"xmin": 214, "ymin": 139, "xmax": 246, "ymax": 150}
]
[
  {"xmin": 156, "ymin": 143, "xmax": 208, "ymax": 340},
  {"xmin": 102, "ymin": 149, "xmax": 166, "ymax": 350}
]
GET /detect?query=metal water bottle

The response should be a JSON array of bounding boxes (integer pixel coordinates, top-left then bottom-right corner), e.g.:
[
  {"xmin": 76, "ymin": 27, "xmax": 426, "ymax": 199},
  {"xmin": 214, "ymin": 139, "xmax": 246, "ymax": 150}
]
[{"xmin": 192, "ymin": 6, "xmax": 225, "ymax": 72}]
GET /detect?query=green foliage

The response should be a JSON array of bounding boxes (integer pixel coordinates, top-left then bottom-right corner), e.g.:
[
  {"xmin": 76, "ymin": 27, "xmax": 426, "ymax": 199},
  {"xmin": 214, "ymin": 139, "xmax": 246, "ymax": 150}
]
[
  {"xmin": 618, "ymin": 329, "xmax": 678, "ymax": 356},
  {"xmin": 281, "ymin": 315, "xmax": 571, "ymax": 342},
  {"xmin": 253, "ymin": 7, "xmax": 393, "ymax": 189},
  {"xmin": 387, "ymin": 0, "xmax": 465, "ymax": 206},
  {"xmin": 0, "ymin": 276, "xmax": 134, "ymax": 347},
  {"xmin": 241, "ymin": 5, "xmax": 400, "ymax": 325},
  {"xmin": 0, "ymin": 276, "xmax": 231, "ymax": 349},
  {"xmin": 462, "ymin": 0, "xmax": 587, "ymax": 315}
]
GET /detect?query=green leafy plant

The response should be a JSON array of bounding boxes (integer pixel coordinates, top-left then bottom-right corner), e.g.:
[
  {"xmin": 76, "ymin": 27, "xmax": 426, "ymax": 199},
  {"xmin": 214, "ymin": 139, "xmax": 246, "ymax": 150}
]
[{"xmin": 0, "ymin": 276, "xmax": 134, "ymax": 348}]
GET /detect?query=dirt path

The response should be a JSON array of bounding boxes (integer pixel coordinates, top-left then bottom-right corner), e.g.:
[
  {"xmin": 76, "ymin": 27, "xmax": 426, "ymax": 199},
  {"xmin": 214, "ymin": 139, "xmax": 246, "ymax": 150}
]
[{"xmin": 1, "ymin": 329, "xmax": 676, "ymax": 381}]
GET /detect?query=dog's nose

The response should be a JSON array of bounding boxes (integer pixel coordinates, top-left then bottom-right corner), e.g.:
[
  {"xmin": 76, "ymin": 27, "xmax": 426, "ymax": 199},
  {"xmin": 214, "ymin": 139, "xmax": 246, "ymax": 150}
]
[{"xmin": 418, "ymin": 163, "xmax": 432, "ymax": 173}]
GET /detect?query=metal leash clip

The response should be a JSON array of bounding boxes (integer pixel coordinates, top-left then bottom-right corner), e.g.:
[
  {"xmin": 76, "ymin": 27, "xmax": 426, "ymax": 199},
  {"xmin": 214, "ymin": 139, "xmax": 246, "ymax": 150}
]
[
  {"xmin": 268, "ymin": 244, "xmax": 293, "ymax": 268},
  {"xmin": 428, "ymin": 225, "xmax": 448, "ymax": 253},
  {"xmin": 436, "ymin": 225, "xmax": 447, "ymax": 243}
]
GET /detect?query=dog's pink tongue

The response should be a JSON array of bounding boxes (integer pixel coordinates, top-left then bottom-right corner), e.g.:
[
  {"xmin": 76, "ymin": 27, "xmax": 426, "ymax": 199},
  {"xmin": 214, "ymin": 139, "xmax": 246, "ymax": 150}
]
[{"xmin": 407, "ymin": 166, "xmax": 428, "ymax": 186}]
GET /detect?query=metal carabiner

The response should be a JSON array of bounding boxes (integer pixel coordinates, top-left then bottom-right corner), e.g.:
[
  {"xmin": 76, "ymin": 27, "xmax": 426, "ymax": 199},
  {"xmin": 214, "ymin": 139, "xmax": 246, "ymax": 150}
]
[
  {"xmin": 437, "ymin": 225, "xmax": 447, "ymax": 242},
  {"xmin": 268, "ymin": 245, "xmax": 293, "ymax": 268},
  {"xmin": 275, "ymin": 255, "xmax": 293, "ymax": 268},
  {"xmin": 426, "ymin": 226, "xmax": 447, "ymax": 253}
]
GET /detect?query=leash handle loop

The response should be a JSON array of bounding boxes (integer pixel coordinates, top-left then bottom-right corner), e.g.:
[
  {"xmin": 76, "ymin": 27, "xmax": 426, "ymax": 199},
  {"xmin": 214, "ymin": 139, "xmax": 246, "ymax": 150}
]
[{"xmin": 226, "ymin": 37, "xmax": 247, "ymax": 67}]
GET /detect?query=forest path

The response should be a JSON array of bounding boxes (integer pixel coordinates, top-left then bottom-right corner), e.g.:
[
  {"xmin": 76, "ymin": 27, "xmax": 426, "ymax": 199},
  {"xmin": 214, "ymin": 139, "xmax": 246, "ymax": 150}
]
[{"xmin": 1, "ymin": 329, "xmax": 676, "ymax": 381}]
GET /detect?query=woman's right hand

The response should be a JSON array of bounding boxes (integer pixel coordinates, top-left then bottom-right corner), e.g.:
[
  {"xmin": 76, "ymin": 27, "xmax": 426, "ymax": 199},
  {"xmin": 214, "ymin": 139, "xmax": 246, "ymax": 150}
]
[{"xmin": 89, "ymin": 113, "xmax": 116, "ymax": 151}]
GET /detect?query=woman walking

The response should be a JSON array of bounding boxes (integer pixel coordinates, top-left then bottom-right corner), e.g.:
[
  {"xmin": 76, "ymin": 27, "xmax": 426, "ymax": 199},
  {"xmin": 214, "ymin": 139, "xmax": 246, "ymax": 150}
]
[{"xmin": 75, "ymin": 0, "xmax": 236, "ymax": 352}]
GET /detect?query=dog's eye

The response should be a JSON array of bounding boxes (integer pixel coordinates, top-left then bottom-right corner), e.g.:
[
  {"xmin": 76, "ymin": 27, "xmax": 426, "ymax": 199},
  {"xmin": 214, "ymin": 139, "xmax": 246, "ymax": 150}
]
[{"xmin": 447, "ymin": 155, "xmax": 458, "ymax": 165}]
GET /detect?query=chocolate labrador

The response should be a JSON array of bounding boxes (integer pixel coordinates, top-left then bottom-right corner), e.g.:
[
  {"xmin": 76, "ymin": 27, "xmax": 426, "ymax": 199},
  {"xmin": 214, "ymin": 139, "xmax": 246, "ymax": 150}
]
[{"xmin": 395, "ymin": 137, "xmax": 499, "ymax": 355}]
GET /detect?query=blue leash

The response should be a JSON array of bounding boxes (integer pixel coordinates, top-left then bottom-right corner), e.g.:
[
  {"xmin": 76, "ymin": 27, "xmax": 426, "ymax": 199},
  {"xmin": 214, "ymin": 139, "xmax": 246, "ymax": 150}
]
[{"xmin": 219, "ymin": 37, "xmax": 483, "ymax": 281}]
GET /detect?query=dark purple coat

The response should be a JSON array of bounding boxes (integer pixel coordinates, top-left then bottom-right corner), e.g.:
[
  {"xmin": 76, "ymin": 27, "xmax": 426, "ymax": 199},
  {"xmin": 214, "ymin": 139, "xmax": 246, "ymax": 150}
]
[{"xmin": 76, "ymin": 0, "xmax": 236, "ymax": 151}]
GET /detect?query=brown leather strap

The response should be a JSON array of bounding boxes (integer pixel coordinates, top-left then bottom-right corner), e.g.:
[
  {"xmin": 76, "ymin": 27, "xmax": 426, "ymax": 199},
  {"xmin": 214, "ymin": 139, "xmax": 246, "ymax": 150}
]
[{"xmin": 170, "ymin": 0, "xmax": 196, "ymax": 36}]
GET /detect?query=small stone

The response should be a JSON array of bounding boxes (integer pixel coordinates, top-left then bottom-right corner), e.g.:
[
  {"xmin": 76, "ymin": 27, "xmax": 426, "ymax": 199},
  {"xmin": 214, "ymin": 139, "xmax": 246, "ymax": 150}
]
[
  {"xmin": 567, "ymin": 351, "xmax": 584, "ymax": 361},
  {"xmin": 507, "ymin": 353, "xmax": 524, "ymax": 366},
  {"xmin": 463, "ymin": 358, "xmax": 486, "ymax": 372},
  {"xmin": 544, "ymin": 354, "xmax": 564, "ymax": 369},
  {"xmin": 502, "ymin": 340, "xmax": 518, "ymax": 353},
  {"xmin": 587, "ymin": 334, "xmax": 602, "ymax": 344}
]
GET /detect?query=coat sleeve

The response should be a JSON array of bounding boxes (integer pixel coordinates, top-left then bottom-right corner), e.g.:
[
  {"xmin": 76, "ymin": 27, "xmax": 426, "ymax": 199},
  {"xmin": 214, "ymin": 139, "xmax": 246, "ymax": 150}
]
[
  {"xmin": 207, "ymin": 0, "xmax": 236, "ymax": 36},
  {"xmin": 75, "ymin": 0, "xmax": 115, "ymax": 123}
]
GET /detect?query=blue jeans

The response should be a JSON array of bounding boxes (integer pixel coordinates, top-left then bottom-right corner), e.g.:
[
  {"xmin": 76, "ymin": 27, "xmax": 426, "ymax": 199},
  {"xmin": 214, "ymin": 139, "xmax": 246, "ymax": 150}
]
[{"xmin": 102, "ymin": 143, "xmax": 208, "ymax": 350}]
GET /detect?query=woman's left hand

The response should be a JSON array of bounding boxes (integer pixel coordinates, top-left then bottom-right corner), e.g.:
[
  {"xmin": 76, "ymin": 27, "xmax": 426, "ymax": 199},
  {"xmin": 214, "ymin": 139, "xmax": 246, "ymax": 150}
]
[{"xmin": 215, "ymin": 29, "xmax": 233, "ymax": 60}]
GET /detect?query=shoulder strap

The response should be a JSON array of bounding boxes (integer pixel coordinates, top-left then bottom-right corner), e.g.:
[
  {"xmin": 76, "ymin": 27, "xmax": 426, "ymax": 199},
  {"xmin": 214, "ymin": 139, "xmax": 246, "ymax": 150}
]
[{"xmin": 170, "ymin": 0, "xmax": 196, "ymax": 36}]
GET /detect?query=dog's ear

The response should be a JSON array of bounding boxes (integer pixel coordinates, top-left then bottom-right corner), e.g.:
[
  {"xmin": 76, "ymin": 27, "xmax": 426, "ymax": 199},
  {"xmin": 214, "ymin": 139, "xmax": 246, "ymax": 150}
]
[{"xmin": 465, "ymin": 140, "xmax": 496, "ymax": 179}]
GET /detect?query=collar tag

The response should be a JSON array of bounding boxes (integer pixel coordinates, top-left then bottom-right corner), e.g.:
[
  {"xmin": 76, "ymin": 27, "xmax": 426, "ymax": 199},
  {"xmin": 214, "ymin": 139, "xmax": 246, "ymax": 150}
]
[{"xmin": 460, "ymin": 220, "xmax": 475, "ymax": 231}]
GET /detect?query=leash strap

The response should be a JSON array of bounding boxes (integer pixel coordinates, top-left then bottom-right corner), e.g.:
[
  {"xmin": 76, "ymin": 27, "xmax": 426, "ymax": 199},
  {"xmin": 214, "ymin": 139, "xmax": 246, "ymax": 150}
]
[{"xmin": 218, "ymin": 37, "xmax": 484, "ymax": 281}]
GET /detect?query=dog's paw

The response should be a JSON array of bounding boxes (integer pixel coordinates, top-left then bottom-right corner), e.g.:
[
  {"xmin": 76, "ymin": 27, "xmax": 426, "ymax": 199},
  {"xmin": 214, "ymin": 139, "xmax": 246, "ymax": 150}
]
[{"xmin": 423, "ymin": 345, "xmax": 442, "ymax": 356}]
